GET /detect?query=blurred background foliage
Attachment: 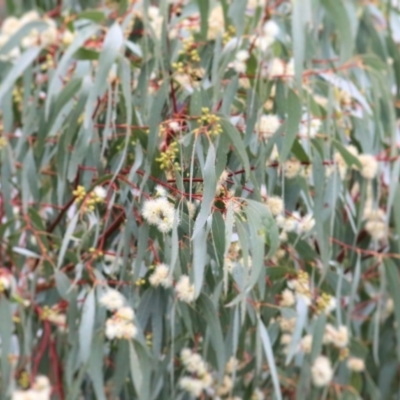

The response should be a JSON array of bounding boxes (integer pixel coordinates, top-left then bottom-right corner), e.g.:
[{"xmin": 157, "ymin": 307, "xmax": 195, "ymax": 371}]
[{"xmin": 1, "ymin": 0, "xmax": 400, "ymax": 400}]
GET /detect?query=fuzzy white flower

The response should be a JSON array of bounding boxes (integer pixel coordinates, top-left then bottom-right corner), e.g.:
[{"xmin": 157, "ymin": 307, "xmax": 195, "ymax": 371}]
[
  {"xmin": 256, "ymin": 115, "xmax": 280, "ymax": 141},
  {"xmin": 93, "ymin": 185, "xmax": 107, "ymax": 200},
  {"xmin": 263, "ymin": 20, "xmax": 280, "ymax": 38},
  {"xmin": 115, "ymin": 306, "xmax": 134, "ymax": 321},
  {"xmin": 13, "ymin": 375, "xmax": 52, "ymax": 400},
  {"xmin": 179, "ymin": 376, "xmax": 204, "ymax": 397},
  {"xmin": 1, "ymin": 17, "xmax": 21, "ymax": 35},
  {"xmin": 216, "ymin": 375, "xmax": 233, "ymax": 396},
  {"xmin": 323, "ymin": 324, "xmax": 349, "ymax": 348},
  {"xmin": 300, "ymin": 334, "xmax": 313, "ymax": 353},
  {"xmin": 225, "ymin": 356, "xmax": 239, "ymax": 373},
  {"xmin": 284, "ymin": 159, "xmax": 302, "ymax": 179},
  {"xmin": 358, "ymin": 154, "xmax": 378, "ymax": 179},
  {"xmin": 32, "ymin": 376, "xmax": 51, "ymax": 399},
  {"xmin": 155, "ymin": 185, "xmax": 167, "ymax": 197},
  {"xmin": 311, "ymin": 355, "xmax": 333, "ymax": 387},
  {"xmin": 149, "ymin": 263, "xmax": 172, "ymax": 288},
  {"xmin": 266, "ymin": 196, "xmax": 284, "ymax": 216},
  {"xmin": 20, "ymin": 11, "xmax": 40, "ymax": 25},
  {"xmin": 347, "ymin": 357, "xmax": 365, "ymax": 372},
  {"xmin": 100, "ymin": 289, "xmax": 125, "ymax": 311},
  {"xmin": 236, "ymin": 50, "xmax": 250, "ymax": 62},
  {"xmin": 62, "ymin": 29, "xmax": 75, "ymax": 46},
  {"xmin": 280, "ymin": 333, "xmax": 292, "ymax": 345},
  {"xmin": 207, "ymin": 5, "xmax": 224, "ymax": 40},
  {"xmin": 175, "ymin": 275, "xmax": 196, "ymax": 303},
  {"xmin": 251, "ymin": 388, "xmax": 265, "ymax": 400},
  {"xmin": 142, "ymin": 197, "xmax": 176, "ymax": 233},
  {"xmin": 298, "ymin": 214, "xmax": 315, "ymax": 233},
  {"xmin": 300, "ymin": 115, "xmax": 322, "ymax": 138},
  {"xmin": 332, "ymin": 325, "xmax": 349, "ymax": 348},
  {"xmin": 180, "ymin": 348, "xmax": 209, "ymax": 376},
  {"xmin": 280, "ymin": 289, "xmax": 295, "ymax": 307},
  {"xmin": 105, "ymin": 318, "xmax": 137, "ymax": 340},
  {"xmin": 268, "ymin": 58, "xmax": 286, "ymax": 77},
  {"xmin": 279, "ymin": 317, "xmax": 296, "ymax": 332},
  {"xmin": 40, "ymin": 19, "xmax": 58, "ymax": 46}
]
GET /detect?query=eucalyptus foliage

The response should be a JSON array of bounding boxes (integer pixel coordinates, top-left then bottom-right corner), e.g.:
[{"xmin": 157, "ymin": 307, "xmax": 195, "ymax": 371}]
[{"xmin": 1, "ymin": 0, "xmax": 400, "ymax": 399}]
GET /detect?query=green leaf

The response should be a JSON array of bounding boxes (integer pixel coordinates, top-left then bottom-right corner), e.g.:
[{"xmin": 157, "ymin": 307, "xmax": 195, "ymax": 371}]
[
  {"xmin": 384, "ymin": 259, "xmax": 400, "ymax": 362},
  {"xmin": 198, "ymin": 294, "xmax": 225, "ymax": 375},
  {"xmin": 77, "ymin": 10, "xmax": 106, "ymax": 22},
  {"xmin": 192, "ymin": 143, "xmax": 217, "ymax": 238},
  {"xmin": 321, "ymin": 0, "xmax": 353, "ymax": 61},
  {"xmin": 79, "ymin": 290, "xmax": 96, "ymax": 364},
  {"xmin": 220, "ymin": 119, "xmax": 250, "ymax": 178},
  {"xmin": 0, "ymin": 47, "xmax": 41, "ymax": 104},
  {"xmin": 196, "ymin": 0, "xmax": 209, "ymax": 39},
  {"xmin": 258, "ymin": 317, "xmax": 283, "ymax": 400},
  {"xmin": 280, "ymin": 89, "xmax": 302, "ymax": 162}
]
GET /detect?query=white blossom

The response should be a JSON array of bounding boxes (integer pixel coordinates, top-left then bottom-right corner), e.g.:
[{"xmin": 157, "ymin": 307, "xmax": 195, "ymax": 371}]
[
  {"xmin": 347, "ymin": 357, "xmax": 365, "ymax": 372},
  {"xmin": 358, "ymin": 154, "xmax": 378, "ymax": 180},
  {"xmin": 207, "ymin": 6, "xmax": 224, "ymax": 40},
  {"xmin": 175, "ymin": 275, "xmax": 196, "ymax": 303},
  {"xmin": 266, "ymin": 196, "xmax": 284, "ymax": 216},
  {"xmin": 100, "ymin": 289, "xmax": 125, "ymax": 311},
  {"xmin": 179, "ymin": 377, "xmax": 204, "ymax": 397},
  {"xmin": 93, "ymin": 185, "xmax": 107, "ymax": 200},
  {"xmin": 280, "ymin": 289, "xmax": 295, "ymax": 307},
  {"xmin": 256, "ymin": 115, "xmax": 280, "ymax": 141},
  {"xmin": 284, "ymin": 159, "xmax": 302, "ymax": 179},
  {"xmin": 149, "ymin": 263, "xmax": 172, "ymax": 288},
  {"xmin": 300, "ymin": 335, "xmax": 313, "ymax": 353},
  {"xmin": 311, "ymin": 355, "xmax": 333, "ymax": 387},
  {"xmin": 142, "ymin": 197, "xmax": 177, "ymax": 233}
]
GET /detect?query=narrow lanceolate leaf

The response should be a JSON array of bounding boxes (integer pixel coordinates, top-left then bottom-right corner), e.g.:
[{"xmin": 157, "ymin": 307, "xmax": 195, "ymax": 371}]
[
  {"xmin": 0, "ymin": 47, "xmax": 41, "ymax": 103},
  {"xmin": 384, "ymin": 259, "xmax": 400, "ymax": 362},
  {"xmin": 258, "ymin": 318, "xmax": 283, "ymax": 400},
  {"xmin": 192, "ymin": 143, "xmax": 217, "ymax": 239},
  {"xmin": 280, "ymin": 89, "xmax": 302, "ymax": 163},
  {"xmin": 79, "ymin": 290, "xmax": 96, "ymax": 364},
  {"xmin": 220, "ymin": 119, "xmax": 250, "ymax": 178}
]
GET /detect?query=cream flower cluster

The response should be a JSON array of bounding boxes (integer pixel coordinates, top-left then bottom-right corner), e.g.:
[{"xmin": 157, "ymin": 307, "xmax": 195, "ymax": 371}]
[
  {"xmin": 256, "ymin": 115, "xmax": 280, "ymax": 142},
  {"xmin": 276, "ymin": 212, "xmax": 315, "ymax": 239},
  {"xmin": 311, "ymin": 355, "xmax": 333, "ymax": 387},
  {"xmin": 149, "ymin": 263, "xmax": 172, "ymax": 288},
  {"xmin": 265, "ymin": 196, "xmax": 284, "ymax": 216},
  {"xmin": 283, "ymin": 159, "xmax": 302, "ymax": 179},
  {"xmin": 333, "ymin": 145, "xmax": 379, "ymax": 180},
  {"xmin": 179, "ymin": 349, "xmax": 213, "ymax": 397},
  {"xmin": 175, "ymin": 275, "xmax": 196, "ymax": 303},
  {"xmin": 147, "ymin": 6, "xmax": 164, "ymax": 39},
  {"xmin": 0, "ymin": 11, "xmax": 59, "ymax": 61},
  {"xmin": 12, "ymin": 376, "xmax": 51, "ymax": 400},
  {"xmin": 142, "ymin": 196, "xmax": 177, "ymax": 233},
  {"xmin": 267, "ymin": 58, "xmax": 294, "ymax": 78},
  {"xmin": 105, "ymin": 306, "xmax": 137, "ymax": 340},
  {"xmin": 100, "ymin": 288, "xmax": 125, "ymax": 311},
  {"xmin": 207, "ymin": 5, "xmax": 225, "ymax": 40},
  {"xmin": 233, "ymin": 50, "xmax": 250, "ymax": 74},
  {"xmin": 347, "ymin": 357, "xmax": 365, "ymax": 372},
  {"xmin": 299, "ymin": 114, "xmax": 322, "ymax": 138},
  {"xmin": 323, "ymin": 324, "xmax": 349, "ymax": 348},
  {"xmin": 252, "ymin": 20, "xmax": 280, "ymax": 52},
  {"xmin": 100, "ymin": 289, "xmax": 137, "ymax": 340},
  {"xmin": 287, "ymin": 270, "xmax": 312, "ymax": 305},
  {"xmin": 364, "ymin": 207, "xmax": 388, "ymax": 241}
]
